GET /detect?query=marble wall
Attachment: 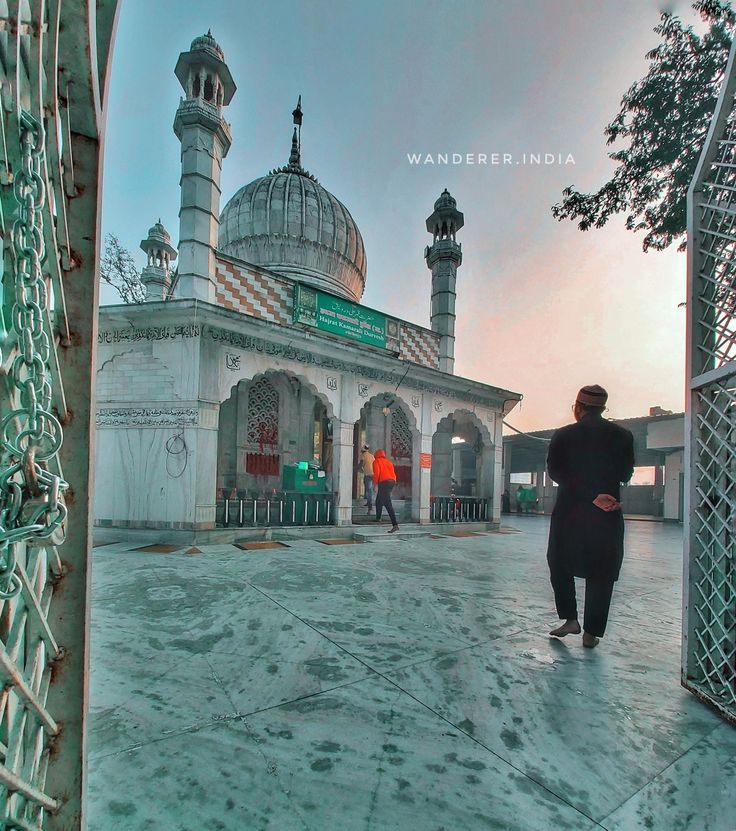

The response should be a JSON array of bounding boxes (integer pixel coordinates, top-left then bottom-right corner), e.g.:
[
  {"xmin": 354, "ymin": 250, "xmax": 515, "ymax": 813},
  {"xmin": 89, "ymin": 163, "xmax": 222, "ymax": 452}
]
[{"xmin": 94, "ymin": 308, "xmax": 509, "ymax": 530}]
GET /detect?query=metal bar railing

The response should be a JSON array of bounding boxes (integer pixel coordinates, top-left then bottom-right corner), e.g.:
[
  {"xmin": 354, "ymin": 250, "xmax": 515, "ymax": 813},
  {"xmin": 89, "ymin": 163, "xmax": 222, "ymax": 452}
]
[
  {"xmin": 217, "ymin": 490, "xmax": 336, "ymax": 527},
  {"xmin": 429, "ymin": 496, "xmax": 489, "ymax": 523}
]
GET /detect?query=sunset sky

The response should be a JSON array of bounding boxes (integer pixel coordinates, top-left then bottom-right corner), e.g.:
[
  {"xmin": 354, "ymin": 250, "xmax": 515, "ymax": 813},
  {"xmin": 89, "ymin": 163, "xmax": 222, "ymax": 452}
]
[{"xmin": 102, "ymin": 0, "xmax": 699, "ymax": 432}]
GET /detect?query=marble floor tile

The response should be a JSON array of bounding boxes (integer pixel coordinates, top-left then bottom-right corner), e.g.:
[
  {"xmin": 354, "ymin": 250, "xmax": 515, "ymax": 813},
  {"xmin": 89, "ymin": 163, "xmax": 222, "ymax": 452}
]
[
  {"xmin": 88, "ymin": 649, "xmax": 235, "ymax": 759},
  {"xmin": 87, "ymin": 676, "xmax": 600, "ymax": 831},
  {"xmin": 609, "ymin": 587, "xmax": 681, "ymax": 628},
  {"xmin": 296, "ymin": 615, "xmax": 479, "ymax": 673},
  {"xmin": 87, "ymin": 519, "xmax": 732, "ymax": 830},
  {"xmin": 384, "ymin": 630, "xmax": 724, "ymax": 823},
  {"xmin": 89, "ymin": 578, "xmax": 372, "ymax": 756},
  {"xmin": 203, "ymin": 628, "xmax": 375, "ymax": 717},
  {"xmin": 600, "ymin": 723, "xmax": 736, "ymax": 831},
  {"xmin": 248, "ymin": 565, "xmax": 542, "ymax": 671}
]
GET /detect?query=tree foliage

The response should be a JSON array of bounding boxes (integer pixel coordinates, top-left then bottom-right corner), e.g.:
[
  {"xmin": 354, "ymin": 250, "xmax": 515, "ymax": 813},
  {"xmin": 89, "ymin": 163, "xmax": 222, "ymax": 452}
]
[
  {"xmin": 552, "ymin": 0, "xmax": 736, "ymax": 252},
  {"xmin": 100, "ymin": 233, "xmax": 146, "ymax": 303}
]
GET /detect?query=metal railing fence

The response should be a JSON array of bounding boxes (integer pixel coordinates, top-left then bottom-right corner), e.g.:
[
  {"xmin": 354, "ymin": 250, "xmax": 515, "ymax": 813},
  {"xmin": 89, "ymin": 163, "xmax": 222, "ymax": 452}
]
[
  {"xmin": 429, "ymin": 495, "xmax": 489, "ymax": 523},
  {"xmin": 217, "ymin": 490, "xmax": 335, "ymax": 528}
]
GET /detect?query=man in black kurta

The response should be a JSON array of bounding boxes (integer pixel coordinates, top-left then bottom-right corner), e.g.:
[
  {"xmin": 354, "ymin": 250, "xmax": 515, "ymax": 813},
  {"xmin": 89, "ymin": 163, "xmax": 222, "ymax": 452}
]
[{"xmin": 546, "ymin": 385, "xmax": 635, "ymax": 648}]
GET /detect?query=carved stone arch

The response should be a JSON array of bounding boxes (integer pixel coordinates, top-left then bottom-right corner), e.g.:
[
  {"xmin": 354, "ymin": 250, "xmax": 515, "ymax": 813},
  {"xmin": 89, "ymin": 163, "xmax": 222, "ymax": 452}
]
[
  {"xmin": 359, "ymin": 392, "xmax": 419, "ymax": 436},
  {"xmin": 432, "ymin": 408, "xmax": 494, "ymax": 498},
  {"xmin": 217, "ymin": 368, "xmax": 336, "ymax": 493},
  {"xmin": 258, "ymin": 368, "xmax": 337, "ymax": 485},
  {"xmin": 435, "ymin": 408, "xmax": 493, "ymax": 448},
  {"xmin": 263, "ymin": 368, "xmax": 336, "ymax": 421},
  {"xmin": 222, "ymin": 368, "xmax": 335, "ymax": 420},
  {"xmin": 357, "ymin": 393, "xmax": 419, "ymax": 500}
]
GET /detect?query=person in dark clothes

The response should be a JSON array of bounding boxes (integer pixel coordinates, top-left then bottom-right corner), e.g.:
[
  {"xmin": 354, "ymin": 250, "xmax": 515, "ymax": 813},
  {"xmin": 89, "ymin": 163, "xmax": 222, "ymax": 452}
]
[
  {"xmin": 373, "ymin": 449, "xmax": 399, "ymax": 533},
  {"xmin": 546, "ymin": 385, "xmax": 635, "ymax": 648}
]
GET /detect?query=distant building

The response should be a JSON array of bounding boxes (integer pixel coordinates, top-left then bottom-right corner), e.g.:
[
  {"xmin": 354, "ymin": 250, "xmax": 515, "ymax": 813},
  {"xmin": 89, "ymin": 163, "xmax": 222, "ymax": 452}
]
[
  {"xmin": 94, "ymin": 33, "xmax": 521, "ymax": 531},
  {"xmin": 503, "ymin": 411, "xmax": 685, "ymax": 520}
]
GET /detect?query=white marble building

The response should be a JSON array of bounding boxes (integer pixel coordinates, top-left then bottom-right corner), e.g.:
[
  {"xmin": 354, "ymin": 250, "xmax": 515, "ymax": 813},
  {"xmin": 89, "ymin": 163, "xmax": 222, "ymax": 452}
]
[{"xmin": 94, "ymin": 32, "xmax": 521, "ymax": 531}]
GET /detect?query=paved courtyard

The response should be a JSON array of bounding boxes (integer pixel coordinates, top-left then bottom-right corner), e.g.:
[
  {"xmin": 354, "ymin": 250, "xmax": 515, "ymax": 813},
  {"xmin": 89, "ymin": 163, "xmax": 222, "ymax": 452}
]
[{"xmin": 87, "ymin": 518, "xmax": 735, "ymax": 830}]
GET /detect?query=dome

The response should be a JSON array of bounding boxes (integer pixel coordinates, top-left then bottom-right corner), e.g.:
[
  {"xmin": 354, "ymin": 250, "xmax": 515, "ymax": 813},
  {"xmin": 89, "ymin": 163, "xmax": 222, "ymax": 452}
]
[
  {"xmin": 190, "ymin": 30, "xmax": 224, "ymax": 61},
  {"xmin": 219, "ymin": 161, "xmax": 366, "ymax": 302},
  {"xmin": 140, "ymin": 218, "xmax": 177, "ymax": 259},
  {"xmin": 146, "ymin": 219, "xmax": 171, "ymax": 245},
  {"xmin": 434, "ymin": 188, "xmax": 457, "ymax": 210}
]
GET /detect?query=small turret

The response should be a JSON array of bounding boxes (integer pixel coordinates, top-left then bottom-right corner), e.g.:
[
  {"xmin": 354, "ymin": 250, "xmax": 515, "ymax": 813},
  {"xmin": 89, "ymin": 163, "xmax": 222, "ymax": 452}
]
[
  {"xmin": 173, "ymin": 30, "xmax": 236, "ymax": 111},
  {"xmin": 140, "ymin": 219, "xmax": 177, "ymax": 301}
]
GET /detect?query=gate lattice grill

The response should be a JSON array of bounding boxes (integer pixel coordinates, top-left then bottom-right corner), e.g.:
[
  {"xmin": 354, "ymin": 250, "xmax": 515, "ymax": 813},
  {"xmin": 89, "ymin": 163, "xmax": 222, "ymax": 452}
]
[
  {"xmin": 686, "ymin": 43, "xmax": 736, "ymax": 721},
  {"xmin": 246, "ymin": 377, "xmax": 279, "ymax": 448},
  {"xmin": 0, "ymin": 1, "xmax": 118, "ymax": 827},
  {"xmin": 390, "ymin": 408, "xmax": 412, "ymax": 460},
  {"xmin": 690, "ymin": 381, "xmax": 736, "ymax": 707}
]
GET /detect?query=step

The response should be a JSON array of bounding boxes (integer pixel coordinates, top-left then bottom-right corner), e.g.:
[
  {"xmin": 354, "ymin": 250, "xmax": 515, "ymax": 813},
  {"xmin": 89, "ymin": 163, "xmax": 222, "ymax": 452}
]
[
  {"xmin": 353, "ymin": 526, "xmax": 440, "ymax": 542},
  {"xmin": 353, "ymin": 521, "xmax": 493, "ymax": 542},
  {"xmin": 352, "ymin": 500, "xmax": 412, "ymax": 521}
]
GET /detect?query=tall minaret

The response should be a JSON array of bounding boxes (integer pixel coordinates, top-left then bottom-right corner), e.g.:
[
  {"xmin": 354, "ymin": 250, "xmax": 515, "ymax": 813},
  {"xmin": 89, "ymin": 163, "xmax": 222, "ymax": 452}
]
[
  {"xmin": 173, "ymin": 31, "xmax": 236, "ymax": 301},
  {"xmin": 140, "ymin": 219, "xmax": 177, "ymax": 301},
  {"xmin": 425, "ymin": 189, "xmax": 464, "ymax": 374}
]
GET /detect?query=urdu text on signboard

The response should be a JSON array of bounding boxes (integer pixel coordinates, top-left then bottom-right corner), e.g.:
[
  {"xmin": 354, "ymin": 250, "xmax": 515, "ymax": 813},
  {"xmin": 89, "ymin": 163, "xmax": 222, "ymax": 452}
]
[{"xmin": 293, "ymin": 284, "xmax": 400, "ymax": 351}]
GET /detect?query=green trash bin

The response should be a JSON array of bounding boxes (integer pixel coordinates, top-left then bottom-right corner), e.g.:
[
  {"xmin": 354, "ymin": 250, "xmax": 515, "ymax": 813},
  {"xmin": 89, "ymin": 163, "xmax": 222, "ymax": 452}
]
[
  {"xmin": 282, "ymin": 462, "xmax": 327, "ymax": 524},
  {"xmin": 282, "ymin": 461, "xmax": 327, "ymax": 492}
]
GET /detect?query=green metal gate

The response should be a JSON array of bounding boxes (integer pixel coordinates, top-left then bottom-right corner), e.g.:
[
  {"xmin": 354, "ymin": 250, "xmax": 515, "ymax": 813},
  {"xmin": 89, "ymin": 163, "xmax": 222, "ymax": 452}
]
[
  {"xmin": 684, "ymin": 37, "xmax": 736, "ymax": 723},
  {"xmin": 0, "ymin": 2, "xmax": 119, "ymax": 827}
]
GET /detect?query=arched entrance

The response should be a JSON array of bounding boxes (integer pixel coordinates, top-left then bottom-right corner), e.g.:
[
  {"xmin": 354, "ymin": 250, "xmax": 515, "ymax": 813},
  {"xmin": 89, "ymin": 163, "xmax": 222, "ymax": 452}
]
[
  {"xmin": 431, "ymin": 410, "xmax": 494, "ymax": 501},
  {"xmin": 217, "ymin": 371, "xmax": 332, "ymax": 494},
  {"xmin": 352, "ymin": 394, "xmax": 418, "ymax": 520}
]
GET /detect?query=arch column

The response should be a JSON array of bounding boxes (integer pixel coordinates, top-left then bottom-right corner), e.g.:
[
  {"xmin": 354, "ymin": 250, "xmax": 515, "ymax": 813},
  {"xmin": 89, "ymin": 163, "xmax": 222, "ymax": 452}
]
[
  {"xmin": 333, "ymin": 419, "xmax": 355, "ymax": 525},
  {"xmin": 296, "ymin": 388, "xmax": 317, "ymax": 461},
  {"xmin": 414, "ymin": 432, "xmax": 433, "ymax": 523},
  {"xmin": 490, "ymin": 413, "xmax": 503, "ymax": 523},
  {"xmin": 235, "ymin": 381, "xmax": 249, "ymax": 488},
  {"xmin": 194, "ymin": 402, "xmax": 221, "ymax": 527},
  {"xmin": 431, "ymin": 425, "xmax": 454, "ymax": 496}
]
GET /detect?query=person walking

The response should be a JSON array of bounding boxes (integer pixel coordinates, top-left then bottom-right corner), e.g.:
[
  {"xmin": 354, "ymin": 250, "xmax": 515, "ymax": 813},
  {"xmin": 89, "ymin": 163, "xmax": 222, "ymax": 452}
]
[
  {"xmin": 359, "ymin": 444, "xmax": 375, "ymax": 514},
  {"xmin": 373, "ymin": 449, "xmax": 399, "ymax": 533},
  {"xmin": 546, "ymin": 385, "xmax": 635, "ymax": 648}
]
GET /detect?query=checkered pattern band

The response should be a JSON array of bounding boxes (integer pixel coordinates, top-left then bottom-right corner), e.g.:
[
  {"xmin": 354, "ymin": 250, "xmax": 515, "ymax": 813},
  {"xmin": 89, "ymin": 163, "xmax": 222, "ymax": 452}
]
[
  {"xmin": 399, "ymin": 325, "xmax": 439, "ymax": 369},
  {"xmin": 215, "ymin": 259, "xmax": 292, "ymax": 325},
  {"xmin": 216, "ymin": 257, "xmax": 440, "ymax": 370}
]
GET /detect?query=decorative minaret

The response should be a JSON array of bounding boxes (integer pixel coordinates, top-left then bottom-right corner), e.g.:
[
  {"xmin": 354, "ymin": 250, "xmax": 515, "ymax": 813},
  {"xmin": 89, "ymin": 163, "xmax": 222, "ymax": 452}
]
[
  {"xmin": 140, "ymin": 219, "xmax": 177, "ymax": 301},
  {"xmin": 173, "ymin": 31, "xmax": 236, "ymax": 301},
  {"xmin": 425, "ymin": 189, "xmax": 464, "ymax": 374}
]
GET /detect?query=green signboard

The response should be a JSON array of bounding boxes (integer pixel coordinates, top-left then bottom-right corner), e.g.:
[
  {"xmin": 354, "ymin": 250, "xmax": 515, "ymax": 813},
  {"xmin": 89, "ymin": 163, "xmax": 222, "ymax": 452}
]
[{"xmin": 293, "ymin": 283, "xmax": 400, "ymax": 351}]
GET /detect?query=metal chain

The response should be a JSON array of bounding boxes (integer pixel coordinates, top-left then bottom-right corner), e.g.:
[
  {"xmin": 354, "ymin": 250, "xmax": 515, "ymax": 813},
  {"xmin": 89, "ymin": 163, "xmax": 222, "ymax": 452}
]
[{"xmin": 0, "ymin": 111, "xmax": 68, "ymax": 599}]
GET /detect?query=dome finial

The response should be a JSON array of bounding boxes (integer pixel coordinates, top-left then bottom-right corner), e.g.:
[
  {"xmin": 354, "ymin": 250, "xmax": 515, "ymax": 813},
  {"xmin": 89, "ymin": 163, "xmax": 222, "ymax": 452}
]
[
  {"xmin": 289, "ymin": 127, "xmax": 301, "ymax": 168},
  {"xmin": 288, "ymin": 95, "xmax": 303, "ymax": 169}
]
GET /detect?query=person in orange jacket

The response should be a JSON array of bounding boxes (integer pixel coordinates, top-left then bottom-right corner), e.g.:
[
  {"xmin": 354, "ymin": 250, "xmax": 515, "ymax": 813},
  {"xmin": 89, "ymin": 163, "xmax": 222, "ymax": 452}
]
[{"xmin": 373, "ymin": 449, "xmax": 399, "ymax": 533}]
